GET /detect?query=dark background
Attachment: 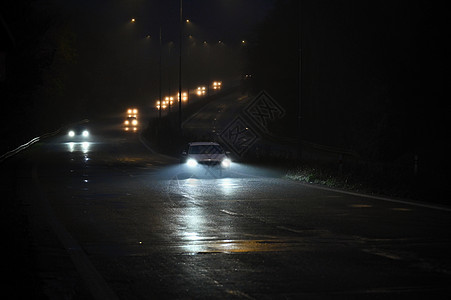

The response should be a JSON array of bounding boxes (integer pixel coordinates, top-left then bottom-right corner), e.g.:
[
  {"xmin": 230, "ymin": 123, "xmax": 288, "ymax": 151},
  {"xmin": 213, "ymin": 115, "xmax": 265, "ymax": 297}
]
[{"xmin": 1, "ymin": 0, "xmax": 447, "ymax": 177}]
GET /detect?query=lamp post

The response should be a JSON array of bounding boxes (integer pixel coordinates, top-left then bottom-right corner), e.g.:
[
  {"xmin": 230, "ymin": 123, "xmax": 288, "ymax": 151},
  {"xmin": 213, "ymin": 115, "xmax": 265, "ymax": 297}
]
[
  {"xmin": 178, "ymin": 0, "xmax": 183, "ymax": 131},
  {"xmin": 297, "ymin": 0, "xmax": 303, "ymax": 160},
  {"xmin": 159, "ymin": 27, "xmax": 162, "ymax": 125},
  {"xmin": 132, "ymin": 18, "xmax": 163, "ymax": 130}
]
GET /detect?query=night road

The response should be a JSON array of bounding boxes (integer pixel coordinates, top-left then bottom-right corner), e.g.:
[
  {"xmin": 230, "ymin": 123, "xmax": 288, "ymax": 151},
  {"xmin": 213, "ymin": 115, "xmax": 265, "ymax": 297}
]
[{"xmin": 3, "ymin": 120, "xmax": 450, "ymax": 299}]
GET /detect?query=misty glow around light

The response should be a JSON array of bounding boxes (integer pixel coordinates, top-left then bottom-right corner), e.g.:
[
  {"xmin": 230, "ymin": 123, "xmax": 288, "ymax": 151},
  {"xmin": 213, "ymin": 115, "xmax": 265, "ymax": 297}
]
[
  {"xmin": 66, "ymin": 141, "xmax": 90, "ymax": 153},
  {"xmin": 221, "ymin": 158, "xmax": 231, "ymax": 168},
  {"xmin": 82, "ymin": 142, "xmax": 89, "ymax": 153},
  {"xmin": 197, "ymin": 86, "xmax": 206, "ymax": 96},
  {"xmin": 219, "ymin": 178, "xmax": 239, "ymax": 196},
  {"xmin": 187, "ymin": 158, "xmax": 198, "ymax": 167},
  {"xmin": 127, "ymin": 108, "xmax": 138, "ymax": 117}
]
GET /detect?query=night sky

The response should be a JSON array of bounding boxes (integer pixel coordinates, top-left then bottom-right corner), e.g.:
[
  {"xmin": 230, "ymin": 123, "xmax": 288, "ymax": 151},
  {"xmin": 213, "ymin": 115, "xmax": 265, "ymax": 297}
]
[
  {"xmin": 52, "ymin": 0, "xmax": 275, "ymax": 111},
  {"xmin": 1, "ymin": 0, "xmax": 447, "ymax": 172},
  {"xmin": 60, "ymin": 0, "xmax": 274, "ymax": 43}
]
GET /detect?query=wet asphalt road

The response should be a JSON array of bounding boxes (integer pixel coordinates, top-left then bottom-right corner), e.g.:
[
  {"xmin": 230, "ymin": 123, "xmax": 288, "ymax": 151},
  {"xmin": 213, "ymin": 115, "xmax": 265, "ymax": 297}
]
[{"xmin": 3, "ymin": 121, "xmax": 451, "ymax": 299}]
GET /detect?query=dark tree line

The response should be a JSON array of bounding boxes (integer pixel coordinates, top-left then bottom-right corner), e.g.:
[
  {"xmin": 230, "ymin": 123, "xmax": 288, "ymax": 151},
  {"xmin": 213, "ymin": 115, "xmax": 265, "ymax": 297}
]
[
  {"xmin": 1, "ymin": 0, "xmax": 80, "ymax": 152},
  {"xmin": 246, "ymin": 0, "xmax": 447, "ymax": 168}
]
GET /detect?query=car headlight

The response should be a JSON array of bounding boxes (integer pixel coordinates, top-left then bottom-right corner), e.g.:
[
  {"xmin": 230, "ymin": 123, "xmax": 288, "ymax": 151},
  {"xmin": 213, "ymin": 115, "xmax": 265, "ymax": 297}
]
[
  {"xmin": 132, "ymin": 119, "xmax": 138, "ymax": 126},
  {"xmin": 82, "ymin": 130, "xmax": 89, "ymax": 137},
  {"xmin": 221, "ymin": 158, "xmax": 231, "ymax": 168},
  {"xmin": 68, "ymin": 130, "xmax": 75, "ymax": 137},
  {"xmin": 124, "ymin": 120, "xmax": 129, "ymax": 125},
  {"xmin": 187, "ymin": 158, "xmax": 198, "ymax": 167}
]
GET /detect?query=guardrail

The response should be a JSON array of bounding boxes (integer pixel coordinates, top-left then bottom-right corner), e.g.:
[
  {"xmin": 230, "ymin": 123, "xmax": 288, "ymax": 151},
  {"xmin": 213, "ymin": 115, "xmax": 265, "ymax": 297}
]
[
  {"xmin": 0, "ymin": 129, "xmax": 61, "ymax": 163},
  {"xmin": 0, "ymin": 119, "xmax": 89, "ymax": 163}
]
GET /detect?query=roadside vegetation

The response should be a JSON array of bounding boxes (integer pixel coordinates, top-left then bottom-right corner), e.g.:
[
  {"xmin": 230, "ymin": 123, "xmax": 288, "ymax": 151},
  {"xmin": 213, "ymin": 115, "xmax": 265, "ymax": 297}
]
[{"xmin": 283, "ymin": 159, "xmax": 446, "ymax": 206}]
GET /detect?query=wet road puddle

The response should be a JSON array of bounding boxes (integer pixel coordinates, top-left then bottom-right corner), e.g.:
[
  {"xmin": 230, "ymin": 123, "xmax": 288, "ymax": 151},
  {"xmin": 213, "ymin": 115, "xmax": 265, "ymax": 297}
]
[
  {"xmin": 181, "ymin": 238, "xmax": 308, "ymax": 253},
  {"xmin": 83, "ymin": 238, "xmax": 310, "ymax": 257}
]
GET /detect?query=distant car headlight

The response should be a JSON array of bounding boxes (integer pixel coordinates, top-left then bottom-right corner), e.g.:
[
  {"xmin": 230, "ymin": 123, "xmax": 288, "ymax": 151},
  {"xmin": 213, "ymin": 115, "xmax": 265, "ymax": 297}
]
[
  {"xmin": 221, "ymin": 158, "xmax": 231, "ymax": 168},
  {"xmin": 132, "ymin": 119, "xmax": 138, "ymax": 126},
  {"xmin": 82, "ymin": 130, "xmax": 89, "ymax": 137},
  {"xmin": 124, "ymin": 120, "xmax": 129, "ymax": 125},
  {"xmin": 187, "ymin": 158, "xmax": 198, "ymax": 167},
  {"xmin": 68, "ymin": 130, "xmax": 75, "ymax": 137}
]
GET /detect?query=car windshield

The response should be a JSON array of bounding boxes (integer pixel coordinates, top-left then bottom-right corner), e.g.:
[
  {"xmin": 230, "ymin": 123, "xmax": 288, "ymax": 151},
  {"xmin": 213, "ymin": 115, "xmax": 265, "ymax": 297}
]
[
  {"xmin": 188, "ymin": 145, "xmax": 224, "ymax": 155},
  {"xmin": 74, "ymin": 125, "xmax": 87, "ymax": 131}
]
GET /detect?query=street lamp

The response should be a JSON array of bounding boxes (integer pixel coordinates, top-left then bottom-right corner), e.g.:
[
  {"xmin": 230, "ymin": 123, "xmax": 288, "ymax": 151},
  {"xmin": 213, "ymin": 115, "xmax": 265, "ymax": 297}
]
[{"xmin": 130, "ymin": 17, "xmax": 163, "ymax": 127}]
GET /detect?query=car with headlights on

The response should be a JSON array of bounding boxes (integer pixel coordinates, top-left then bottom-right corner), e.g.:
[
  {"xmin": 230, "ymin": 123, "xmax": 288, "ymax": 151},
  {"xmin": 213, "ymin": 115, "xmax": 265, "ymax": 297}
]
[
  {"xmin": 124, "ymin": 116, "xmax": 138, "ymax": 132},
  {"xmin": 181, "ymin": 142, "xmax": 231, "ymax": 169},
  {"xmin": 67, "ymin": 124, "xmax": 90, "ymax": 141}
]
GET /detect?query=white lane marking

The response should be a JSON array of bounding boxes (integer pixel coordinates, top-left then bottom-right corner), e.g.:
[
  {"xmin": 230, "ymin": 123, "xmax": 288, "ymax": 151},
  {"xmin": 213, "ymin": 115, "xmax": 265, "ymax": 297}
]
[
  {"xmin": 226, "ymin": 289, "xmax": 255, "ymax": 299},
  {"xmin": 362, "ymin": 248, "xmax": 402, "ymax": 260},
  {"xmin": 276, "ymin": 226, "xmax": 309, "ymax": 234},
  {"xmin": 296, "ymin": 182, "xmax": 451, "ymax": 212},
  {"xmin": 33, "ymin": 164, "xmax": 119, "ymax": 300},
  {"xmin": 220, "ymin": 209, "xmax": 241, "ymax": 216}
]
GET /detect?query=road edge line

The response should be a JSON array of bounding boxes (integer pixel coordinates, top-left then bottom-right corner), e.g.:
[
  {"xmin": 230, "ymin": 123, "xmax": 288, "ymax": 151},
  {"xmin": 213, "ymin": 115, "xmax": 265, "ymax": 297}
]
[
  {"xmin": 32, "ymin": 163, "xmax": 119, "ymax": 300},
  {"xmin": 295, "ymin": 181, "xmax": 451, "ymax": 212}
]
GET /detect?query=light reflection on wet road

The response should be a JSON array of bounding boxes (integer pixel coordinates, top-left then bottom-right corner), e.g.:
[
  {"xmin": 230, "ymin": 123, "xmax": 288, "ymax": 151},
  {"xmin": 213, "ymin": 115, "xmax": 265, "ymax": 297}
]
[{"xmin": 26, "ymin": 125, "xmax": 451, "ymax": 299}]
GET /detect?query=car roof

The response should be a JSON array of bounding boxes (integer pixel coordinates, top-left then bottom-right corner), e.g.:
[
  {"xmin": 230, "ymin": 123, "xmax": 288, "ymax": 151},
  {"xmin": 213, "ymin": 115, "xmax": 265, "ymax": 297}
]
[
  {"xmin": 72, "ymin": 124, "xmax": 88, "ymax": 129},
  {"xmin": 188, "ymin": 142, "xmax": 220, "ymax": 146}
]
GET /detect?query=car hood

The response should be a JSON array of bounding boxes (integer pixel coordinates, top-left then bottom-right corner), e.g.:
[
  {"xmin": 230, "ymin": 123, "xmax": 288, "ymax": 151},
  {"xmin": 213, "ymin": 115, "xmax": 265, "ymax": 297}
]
[{"xmin": 189, "ymin": 153, "xmax": 226, "ymax": 162}]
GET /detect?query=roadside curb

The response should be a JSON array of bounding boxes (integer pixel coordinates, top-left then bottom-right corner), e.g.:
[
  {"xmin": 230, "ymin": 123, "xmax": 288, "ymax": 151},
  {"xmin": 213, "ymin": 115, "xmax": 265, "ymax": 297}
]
[
  {"xmin": 291, "ymin": 179, "xmax": 451, "ymax": 212},
  {"xmin": 0, "ymin": 119, "xmax": 90, "ymax": 164},
  {"xmin": 0, "ymin": 130, "xmax": 59, "ymax": 163}
]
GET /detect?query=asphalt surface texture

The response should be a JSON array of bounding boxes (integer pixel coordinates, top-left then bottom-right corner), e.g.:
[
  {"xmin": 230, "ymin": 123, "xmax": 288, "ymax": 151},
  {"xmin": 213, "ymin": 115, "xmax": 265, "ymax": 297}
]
[{"xmin": 2, "ymin": 121, "xmax": 451, "ymax": 299}]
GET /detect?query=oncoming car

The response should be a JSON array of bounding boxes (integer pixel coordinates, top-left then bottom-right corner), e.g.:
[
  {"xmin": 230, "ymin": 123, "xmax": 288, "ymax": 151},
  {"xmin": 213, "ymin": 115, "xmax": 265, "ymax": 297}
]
[
  {"xmin": 67, "ymin": 124, "xmax": 90, "ymax": 141},
  {"xmin": 124, "ymin": 116, "xmax": 138, "ymax": 132},
  {"xmin": 181, "ymin": 142, "xmax": 231, "ymax": 169}
]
